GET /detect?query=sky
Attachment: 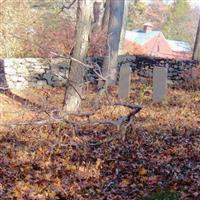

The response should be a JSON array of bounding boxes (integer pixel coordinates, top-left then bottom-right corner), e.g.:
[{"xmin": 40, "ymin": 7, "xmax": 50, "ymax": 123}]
[
  {"xmin": 188, "ymin": 0, "xmax": 200, "ymax": 8},
  {"xmin": 142, "ymin": 0, "xmax": 200, "ymax": 8}
]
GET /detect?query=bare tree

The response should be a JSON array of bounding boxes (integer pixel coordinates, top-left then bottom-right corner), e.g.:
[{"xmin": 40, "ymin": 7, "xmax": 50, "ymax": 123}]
[
  {"xmin": 119, "ymin": 0, "xmax": 129, "ymax": 55},
  {"xmin": 193, "ymin": 16, "xmax": 200, "ymax": 61},
  {"xmin": 63, "ymin": 0, "xmax": 93, "ymax": 113},
  {"xmin": 101, "ymin": 0, "xmax": 110, "ymax": 31},
  {"xmin": 101, "ymin": 0, "xmax": 125, "ymax": 86},
  {"xmin": 92, "ymin": 0, "xmax": 105, "ymax": 31}
]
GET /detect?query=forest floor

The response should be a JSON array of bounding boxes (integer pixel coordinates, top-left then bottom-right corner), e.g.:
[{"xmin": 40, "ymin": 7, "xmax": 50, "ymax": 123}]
[{"xmin": 0, "ymin": 81, "xmax": 200, "ymax": 199}]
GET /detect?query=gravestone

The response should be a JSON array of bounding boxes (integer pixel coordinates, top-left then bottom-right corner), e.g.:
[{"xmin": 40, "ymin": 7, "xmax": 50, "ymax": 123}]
[
  {"xmin": 118, "ymin": 64, "xmax": 131, "ymax": 99},
  {"xmin": 153, "ymin": 67, "xmax": 167, "ymax": 103}
]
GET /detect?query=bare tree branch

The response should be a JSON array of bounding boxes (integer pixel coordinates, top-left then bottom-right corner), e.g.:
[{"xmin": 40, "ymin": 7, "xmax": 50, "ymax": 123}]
[{"xmin": 58, "ymin": 0, "xmax": 77, "ymax": 14}]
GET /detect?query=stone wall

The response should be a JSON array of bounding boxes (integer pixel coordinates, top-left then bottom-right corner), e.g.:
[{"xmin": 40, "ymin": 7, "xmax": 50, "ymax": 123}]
[
  {"xmin": 128, "ymin": 56, "xmax": 198, "ymax": 82},
  {"xmin": 0, "ymin": 58, "xmax": 70, "ymax": 89},
  {"xmin": 0, "ymin": 56, "xmax": 198, "ymax": 90},
  {"xmin": 87, "ymin": 55, "xmax": 198, "ymax": 82}
]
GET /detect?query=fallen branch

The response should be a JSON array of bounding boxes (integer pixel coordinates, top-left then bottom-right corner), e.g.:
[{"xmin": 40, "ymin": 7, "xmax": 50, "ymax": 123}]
[{"xmin": 0, "ymin": 103, "xmax": 142, "ymax": 146}]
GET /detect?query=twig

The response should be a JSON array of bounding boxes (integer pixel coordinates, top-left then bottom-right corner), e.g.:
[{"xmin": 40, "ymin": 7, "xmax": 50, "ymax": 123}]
[
  {"xmin": 49, "ymin": 51, "xmax": 106, "ymax": 81},
  {"xmin": 0, "ymin": 103, "xmax": 142, "ymax": 145},
  {"xmin": 58, "ymin": 0, "xmax": 77, "ymax": 14}
]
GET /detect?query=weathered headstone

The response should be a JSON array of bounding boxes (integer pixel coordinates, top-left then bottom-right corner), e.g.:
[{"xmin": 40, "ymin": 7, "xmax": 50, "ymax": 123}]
[
  {"xmin": 118, "ymin": 64, "xmax": 131, "ymax": 99},
  {"xmin": 153, "ymin": 67, "xmax": 167, "ymax": 103}
]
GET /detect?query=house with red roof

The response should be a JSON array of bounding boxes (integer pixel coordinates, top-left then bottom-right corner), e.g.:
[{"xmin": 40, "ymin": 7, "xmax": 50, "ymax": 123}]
[{"xmin": 124, "ymin": 23, "xmax": 192, "ymax": 60}]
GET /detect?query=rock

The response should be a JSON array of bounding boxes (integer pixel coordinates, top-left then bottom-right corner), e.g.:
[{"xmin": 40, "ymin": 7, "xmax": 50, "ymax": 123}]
[
  {"xmin": 43, "ymin": 72, "xmax": 53, "ymax": 85},
  {"xmin": 17, "ymin": 77, "xmax": 26, "ymax": 82},
  {"xmin": 32, "ymin": 68, "xmax": 45, "ymax": 74},
  {"xmin": 14, "ymin": 82, "xmax": 28, "ymax": 90},
  {"xmin": 17, "ymin": 67, "xmax": 29, "ymax": 75},
  {"xmin": 0, "ymin": 56, "xmax": 198, "ymax": 89},
  {"xmin": 37, "ymin": 80, "xmax": 47, "ymax": 86},
  {"xmin": 4, "ymin": 67, "xmax": 17, "ymax": 75},
  {"xmin": 28, "ymin": 81, "xmax": 38, "ymax": 87}
]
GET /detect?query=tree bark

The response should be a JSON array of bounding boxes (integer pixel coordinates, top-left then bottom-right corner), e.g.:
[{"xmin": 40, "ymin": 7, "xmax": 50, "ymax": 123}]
[
  {"xmin": 193, "ymin": 16, "xmax": 200, "ymax": 61},
  {"xmin": 92, "ymin": 0, "xmax": 105, "ymax": 31},
  {"xmin": 119, "ymin": 0, "xmax": 129, "ymax": 55},
  {"xmin": 101, "ymin": 0, "xmax": 110, "ymax": 31},
  {"xmin": 63, "ymin": 0, "xmax": 93, "ymax": 113},
  {"xmin": 101, "ymin": 0, "xmax": 125, "ymax": 86}
]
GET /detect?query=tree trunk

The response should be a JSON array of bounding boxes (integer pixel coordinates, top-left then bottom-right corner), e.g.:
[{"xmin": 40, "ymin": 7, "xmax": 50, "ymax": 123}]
[
  {"xmin": 101, "ymin": 0, "xmax": 110, "ymax": 31},
  {"xmin": 63, "ymin": 0, "xmax": 93, "ymax": 113},
  {"xmin": 101, "ymin": 0, "xmax": 125, "ymax": 86},
  {"xmin": 193, "ymin": 16, "xmax": 200, "ymax": 61},
  {"xmin": 92, "ymin": 0, "xmax": 105, "ymax": 31},
  {"xmin": 119, "ymin": 0, "xmax": 129, "ymax": 55}
]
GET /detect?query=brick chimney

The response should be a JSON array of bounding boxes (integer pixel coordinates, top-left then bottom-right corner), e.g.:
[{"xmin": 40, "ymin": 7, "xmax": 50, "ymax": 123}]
[{"xmin": 143, "ymin": 22, "xmax": 153, "ymax": 33}]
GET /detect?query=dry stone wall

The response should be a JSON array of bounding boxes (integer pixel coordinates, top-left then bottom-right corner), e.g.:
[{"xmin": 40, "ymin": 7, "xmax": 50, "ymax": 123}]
[
  {"xmin": 0, "ymin": 56, "xmax": 198, "ymax": 90},
  {"xmin": 129, "ymin": 56, "xmax": 198, "ymax": 82},
  {"xmin": 0, "ymin": 58, "xmax": 70, "ymax": 89},
  {"xmin": 87, "ymin": 55, "xmax": 198, "ymax": 82}
]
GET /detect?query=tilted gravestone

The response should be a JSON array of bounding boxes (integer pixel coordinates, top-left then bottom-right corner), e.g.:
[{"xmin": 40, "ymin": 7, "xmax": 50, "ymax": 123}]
[
  {"xmin": 153, "ymin": 67, "xmax": 168, "ymax": 103},
  {"xmin": 118, "ymin": 64, "xmax": 131, "ymax": 99}
]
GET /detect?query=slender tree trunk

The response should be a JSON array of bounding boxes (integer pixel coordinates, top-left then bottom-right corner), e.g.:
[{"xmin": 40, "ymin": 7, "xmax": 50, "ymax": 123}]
[
  {"xmin": 92, "ymin": 0, "xmax": 105, "ymax": 32},
  {"xmin": 119, "ymin": 0, "xmax": 129, "ymax": 55},
  {"xmin": 193, "ymin": 16, "xmax": 200, "ymax": 60},
  {"xmin": 63, "ymin": 0, "xmax": 93, "ymax": 113},
  {"xmin": 101, "ymin": 0, "xmax": 110, "ymax": 31},
  {"xmin": 101, "ymin": 0, "xmax": 125, "ymax": 86}
]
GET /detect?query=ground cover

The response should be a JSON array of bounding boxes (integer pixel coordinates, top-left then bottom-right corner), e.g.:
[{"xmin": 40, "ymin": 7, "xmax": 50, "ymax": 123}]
[{"xmin": 0, "ymin": 82, "xmax": 200, "ymax": 199}]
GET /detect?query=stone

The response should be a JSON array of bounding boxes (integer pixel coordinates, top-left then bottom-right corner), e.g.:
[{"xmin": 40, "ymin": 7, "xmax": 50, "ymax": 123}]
[
  {"xmin": 7, "ymin": 82, "xmax": 15, "ymax": 89},
  {"xmin": 167, "ymin": 80, "xmax": 174, "ymax": 85},
  {"xmin": 168, "ymin": 67, "xmax": 174, "ymax": 72},
  {"xmin": 0, "ymin": 56, "xmax": 198, "ymax": 90},
  {"xmin": 153, "ymin": 67, "xmax": 168, "ymax": 103},
  {"xmin": 37, "ymin": 80, "xmax": 47, "ymax": 86},
  {"xmin": 43, "ymin": 72, "xmax": 53, "ymax": 85},
  {"xmin": 165, "ymin": 63, "xmax": 169, "ymax": 68},
  {"xmin": 140, "ymin": 77, "xmax": 149, "ymax": 84},
  {"xmin": 147, "ymin": 71, "xmax": 153, "ymax": 77},
  {"xmin": 32, "ymin": 68, "xmax": 45, "ymax": 74},
  {"xmin": 4, "ymin": 67, "xmax": 17, "ymax": 75},
  {"xmin": 17, "ymin": 77, "xmax": 26, "ymax": 82},
  {"xmin": 14, "ymin": 82, "xmax": 28, "ymax": 90},
  {"xmin": 51, "ymin": 81, "xmax": 64, "ymax": 87},
  {"xmin": 4, "ymin": 58, "xmax": 16, "ymax": 67},
  {"xmin": 16, "ymin": 66, "xmax": 29, "ymax": 75},
  {"xmin": 34, "ymin": 65, "xmax": 46, "ymax": 69},
  {"xmin": 118, "ymin": 64, "xmax": 131, "ymax": 99},
  {"xmin": 10, "ymin": 75, "xmax": 20, "ymax": 82},
  {"xmin": 51, "ymin": 75, "xmax": 66, "ymax": 86},
  {"xmin": 28, "ymin": 81, "xmax": 38, "ymax": 87}
]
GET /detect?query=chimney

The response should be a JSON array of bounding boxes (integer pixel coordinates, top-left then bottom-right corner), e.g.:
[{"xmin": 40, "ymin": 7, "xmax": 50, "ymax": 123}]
[{"xmin": 143, "ymin": 22, "xmax": 153, "ymax": 33}]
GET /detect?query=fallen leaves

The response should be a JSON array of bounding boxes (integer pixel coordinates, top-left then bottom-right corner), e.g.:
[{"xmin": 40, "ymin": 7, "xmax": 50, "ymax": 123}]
[
  {"xmin": 143, "ymin": 176, "xmax": 160, "ymax": 185},
  {"xmin": 0, "ymin": 84, "xmax": 200, "ymax": 199},
  {"xmin": 119, "ymin": 178, "xmax": 130, "ymax": 188},
  {"xmin": 139, "ymin": 167, "xmax": 148, "ymax": 176}
]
